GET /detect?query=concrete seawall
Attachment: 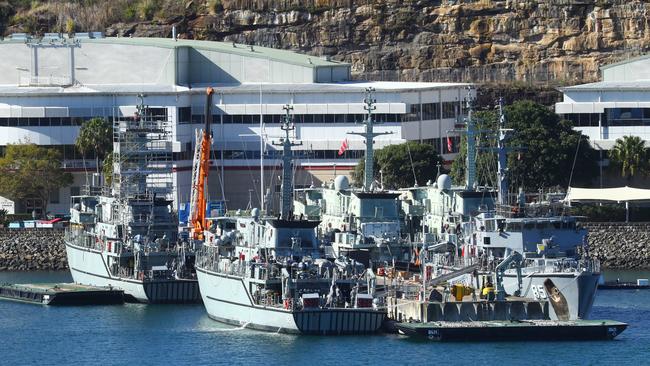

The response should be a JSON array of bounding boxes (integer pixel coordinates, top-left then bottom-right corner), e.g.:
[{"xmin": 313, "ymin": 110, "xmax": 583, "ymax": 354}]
[
  {"xmin": 0, "ymin": 229, "xmax": 67, "ymax": 271},
  {"xmin": 583, "ymin": 222, "xmax": 650, "ymax": 269}
]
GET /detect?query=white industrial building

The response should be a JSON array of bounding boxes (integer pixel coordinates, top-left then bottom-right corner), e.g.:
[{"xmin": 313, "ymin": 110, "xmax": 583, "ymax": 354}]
[
  {"xmin": 556, "ymin": 55, "xmax": 650, "ymax": 150},
  {"xmin": 0, "ymin": 33, "xmax": 471, "ymax": 214}
]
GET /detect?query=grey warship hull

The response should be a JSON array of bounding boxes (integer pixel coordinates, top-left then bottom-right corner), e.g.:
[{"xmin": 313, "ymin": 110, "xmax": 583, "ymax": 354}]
[
  {"xmin": 197, "ymin": 266, "xmax": 385, "ymax": 335},
  {"xmin": 66, "ymin": 241, "xmax": 200, "ymax": 303}
]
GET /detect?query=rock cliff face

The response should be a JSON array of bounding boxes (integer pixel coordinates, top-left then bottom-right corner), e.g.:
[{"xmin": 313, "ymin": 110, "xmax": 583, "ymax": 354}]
[{"xmin": 4, "ymin": 0, "xmax": 646, "ymax": 85}]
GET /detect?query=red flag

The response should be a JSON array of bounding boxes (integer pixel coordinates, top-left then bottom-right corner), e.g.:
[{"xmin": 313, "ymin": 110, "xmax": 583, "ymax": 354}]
[
  {"xmin": 447, "ymin": 136, "xmax": 453, "ymax": 153},
  {"xmin": 338, "ymin": 138, "xmax": 349, "ymax": 156}
]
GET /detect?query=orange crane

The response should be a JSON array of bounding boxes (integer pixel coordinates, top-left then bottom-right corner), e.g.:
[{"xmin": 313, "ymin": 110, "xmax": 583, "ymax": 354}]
[{"xmin": 190, "ymin": 87, "xmax": 214, "ymax": 240}]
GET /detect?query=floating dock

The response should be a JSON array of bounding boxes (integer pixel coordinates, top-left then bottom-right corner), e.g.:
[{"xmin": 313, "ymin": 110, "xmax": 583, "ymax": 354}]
[
  {"xmin": 598, "ymin": 280, "xmax": 650, "ymax": 290},
  {"xmin": 0, "ymin": 283, "xmax": 124, "ymax": 305},
  {"xmin": 395, "ymin": 320, "xmax": 628, "ymax": 341}
]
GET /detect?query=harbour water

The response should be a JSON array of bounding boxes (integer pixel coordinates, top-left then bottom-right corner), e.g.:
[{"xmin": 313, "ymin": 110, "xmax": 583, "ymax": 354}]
[{"xmin": 1, "ymin": 271, "xmax": 649, "ymax": 366}]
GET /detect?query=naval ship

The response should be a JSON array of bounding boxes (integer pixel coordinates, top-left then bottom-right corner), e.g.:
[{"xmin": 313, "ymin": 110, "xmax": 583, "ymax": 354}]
[
  {"xmin": 195, "ymin": 105, "xmax": 386, "ymax": 334},
  {"xmin": 293, "ymin": 88, "xmax": 416, "ymax": 268},
  {"xmin": 64, "ymin": 96, "xmax": 200, "ymax": 303},
  {"xmin": 400, "ymin": 95, "xmax": 599, "ymax": 320}
]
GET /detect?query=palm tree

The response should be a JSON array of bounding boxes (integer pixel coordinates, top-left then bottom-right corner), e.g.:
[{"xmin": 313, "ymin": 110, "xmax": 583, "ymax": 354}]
[
  {"xmin": 75, "ymin": 118, "xmax": 113, "ymax": 176},
  {"xmin": 609, "ymin": 135, "xmax": 647, "ymax": 180}
]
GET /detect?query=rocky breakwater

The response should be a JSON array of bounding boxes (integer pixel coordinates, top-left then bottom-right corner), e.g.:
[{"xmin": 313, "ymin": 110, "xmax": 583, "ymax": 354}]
[
  {"xmin": 584, "ymin": 222, "xmax": 650, "ymax": 269},
  {"xmin": 0, "ymin": 229, "xmax": 68, "ymax": 271}
]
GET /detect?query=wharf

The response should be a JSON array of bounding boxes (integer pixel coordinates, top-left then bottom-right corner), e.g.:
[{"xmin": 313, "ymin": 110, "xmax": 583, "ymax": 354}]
[
  {"xmin": 395, "ymin": 320, "xmax": 628, "ymax": 341},
  {"xmin": 0, "ymin": 283, "xmax": 124, "ymax": 305}
]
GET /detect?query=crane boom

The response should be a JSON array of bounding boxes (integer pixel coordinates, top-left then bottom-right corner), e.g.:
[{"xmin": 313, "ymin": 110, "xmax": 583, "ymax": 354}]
[{"xmin": 190, "ymin": 87, "xmax": 214, "ymax": 240}]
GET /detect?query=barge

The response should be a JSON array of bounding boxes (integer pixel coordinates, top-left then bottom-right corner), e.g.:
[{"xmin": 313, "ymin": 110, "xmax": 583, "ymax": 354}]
[
  {"xmin": 396, "ymin": 320, "xmax": 628, "ymax": 341},
  {"xmin": 0, "ymin": 283, "xmax": 124, "ymax": 305}
]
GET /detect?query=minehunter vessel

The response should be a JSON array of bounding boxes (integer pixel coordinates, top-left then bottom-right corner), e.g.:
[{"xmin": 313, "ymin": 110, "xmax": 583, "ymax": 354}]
[
  {"xmin": 65, "ymin": 95, "xmax": 199, "ymax": 303},
  {"xmin": 399, "ymin": 94, "xmax": 600, "ymax": 320},
  {"xmin": 294, "ymin": 88, "xmax": 416, "ymax": 268},
  {"xmin": 195, "ymin": 104, "xmax": 386, "ymax": 334}
]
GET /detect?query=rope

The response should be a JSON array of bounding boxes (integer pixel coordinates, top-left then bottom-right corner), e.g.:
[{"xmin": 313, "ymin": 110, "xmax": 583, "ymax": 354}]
[
  {"xmin": 567, "ymin": 136, "xmax": 582, "ymax": 189},
  {"xmin": 406, "ymin": 142, "xmax": 418, "ymax": 186}
]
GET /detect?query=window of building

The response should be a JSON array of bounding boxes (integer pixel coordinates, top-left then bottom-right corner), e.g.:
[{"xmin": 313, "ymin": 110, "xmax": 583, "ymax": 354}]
[
  {"xmin": 606, "ymin": 108, "xmax": 648, "ymax": 126},
  {"xmin": 405, "ymin": 104, "xmax": 420, "ymax": 122},
  {"xmin": 146, "ymin": 107, "xmax": 168, "ymax": 119},
  {"xmin": 442, "ymin": 102, "xmax": 457, "ymax": 119},
  {"xmin": 178, "ymin": 107, "xmax": 191, "ymax": 124},
  {"xmin": 565, "ymin": 113, "xmax": 602, "ymax": 127},
  {"xmin": 422, "ymin": 103, "xmax": 440, "ymax": 120},
  {"xmin": 70, "ymin": 186, "xmax": 80, "ymax": 197}
]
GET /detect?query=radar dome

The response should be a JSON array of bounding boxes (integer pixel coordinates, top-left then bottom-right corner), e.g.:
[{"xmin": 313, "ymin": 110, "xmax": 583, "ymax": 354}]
[
  {"xmin": 334, "ymin": 175, "xmax": 349, "ymax": 191},
  {"xmin": 437, "ymin": 174, "xmax": 452, "ymax": 190},
  {"xmin": 251, "ymin": 208, "xmax": 260, "ymax": 219}
]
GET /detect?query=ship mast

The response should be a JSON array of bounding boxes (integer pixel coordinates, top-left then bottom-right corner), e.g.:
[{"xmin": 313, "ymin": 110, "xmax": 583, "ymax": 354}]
[
  {"xmin": 190, "ymin": 87, "xmax": 214, "ymax": 240},
  {"xmin": 348, "ymin": 87, "xmax": 392, "ymax": 192},
  {"xmin": 273, "ymin": 105, "xmax": 301, "ymax": 220},
  {"xmin": 463, "ymin": 93, "xmax": 513, "ymax": 205},
  {"xmin": 496, "ymin": 97, "xmax": 509, "ymax": 206},
  {"xmin": 465, "ymin": 92, "xmax": 477, "ymax": 191}
]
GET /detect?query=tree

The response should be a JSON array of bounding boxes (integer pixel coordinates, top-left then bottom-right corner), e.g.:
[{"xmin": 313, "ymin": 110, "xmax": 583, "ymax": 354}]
[
  {"xmin": 609, "ymin": 135, "xmax": 647, "ymax": 180},
  {"xmin": 352, "ymin": 142, "xmax": 444, "ymax": 189},
  {"xmin": 103, "ymin": 152, "xmax": 114, "ymax": 186},
  {"xmin": 450, "ymin": 100, "xmax": 598, "ymax": 190},
  {"xmin": 75, "ymin": 117, "xmax": 113, "ymax": 175},
  {"xmin": 0, "ymin": 143, "xmax": 73, "ymax": 215},
  {"xmin": 65, "ymin": 19, "xmax": 75, "ymax": 35}
]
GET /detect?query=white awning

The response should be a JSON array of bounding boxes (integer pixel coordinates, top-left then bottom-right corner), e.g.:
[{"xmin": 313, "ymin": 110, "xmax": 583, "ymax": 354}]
[{"xmin": 566, "ymin": 186, "xmax": 650, "ymax": 202}]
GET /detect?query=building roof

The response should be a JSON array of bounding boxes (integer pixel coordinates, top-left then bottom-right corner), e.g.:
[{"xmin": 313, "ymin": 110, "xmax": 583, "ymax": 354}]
[
  {"xmin": 200, "ymin": 81, "xmax": 472, "ymax": 93},
  {"xmin": 0, "ymin": 36, "xmax": 348, "ymax": 69},
  {"xmin": 600, "ymin": 53, "xmax": 650, "ymax": 71},
  {"xmin": 559, "ymin": 80, "xmax": 650, "ymax": 92},
  {"xmin": 0, "ymin": 81, "xmax": 472, "ymax": 97}
]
